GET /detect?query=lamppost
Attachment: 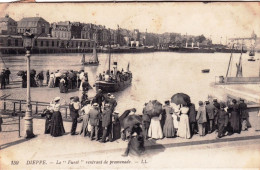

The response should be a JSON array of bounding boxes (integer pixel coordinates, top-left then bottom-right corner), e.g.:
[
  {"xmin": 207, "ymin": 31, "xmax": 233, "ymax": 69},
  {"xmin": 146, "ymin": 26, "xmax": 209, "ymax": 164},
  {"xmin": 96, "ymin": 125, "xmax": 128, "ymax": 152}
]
[{"xmin": 22, "ymin": 29, "xmax": 35, "ymax": 138}]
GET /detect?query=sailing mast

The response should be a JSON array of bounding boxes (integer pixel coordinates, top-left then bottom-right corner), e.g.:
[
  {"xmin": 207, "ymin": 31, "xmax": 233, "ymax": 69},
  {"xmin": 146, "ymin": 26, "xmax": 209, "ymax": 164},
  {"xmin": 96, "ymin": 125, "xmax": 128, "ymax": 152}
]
[
  {"xmin": 108, "ymin": 30, "xmax": 111, "ymax": 75},
  {"xmin": 93, "ymin": 41, "xmax": 98, "ymax": 62},
  {"xmin": 236, "ymin": 45, "xmax": 243, "ymax": 77},
  {"xmin": 226, "ymin": 44, "xmax": 234, "ymax": 77}
]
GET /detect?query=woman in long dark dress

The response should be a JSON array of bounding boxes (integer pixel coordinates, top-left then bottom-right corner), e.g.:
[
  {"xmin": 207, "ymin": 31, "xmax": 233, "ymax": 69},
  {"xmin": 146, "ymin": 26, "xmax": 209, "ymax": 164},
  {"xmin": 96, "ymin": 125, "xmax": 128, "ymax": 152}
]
[
  {"xmin": 228, "ymin": 99, "xmax": 241, "ymax": 134},
  {"xmin": 41, "ymin": 109, "xmax": 53, "ymax": 134},
  {"xmin": 49, "ymin": 97, "xmax": 65, "ymax": 137},
  {"xmin": 163, "ymin": 100, "xmax": 175, "ymax": 138}
]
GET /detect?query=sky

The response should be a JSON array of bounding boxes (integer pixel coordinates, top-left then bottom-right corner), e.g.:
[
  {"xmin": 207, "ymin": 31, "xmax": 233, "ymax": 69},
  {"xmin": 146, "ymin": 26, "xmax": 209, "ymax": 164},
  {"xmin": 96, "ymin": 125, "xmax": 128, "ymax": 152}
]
[{"xmin": 0, "ymin": 2, "xmax": 259, "ymax": 43}]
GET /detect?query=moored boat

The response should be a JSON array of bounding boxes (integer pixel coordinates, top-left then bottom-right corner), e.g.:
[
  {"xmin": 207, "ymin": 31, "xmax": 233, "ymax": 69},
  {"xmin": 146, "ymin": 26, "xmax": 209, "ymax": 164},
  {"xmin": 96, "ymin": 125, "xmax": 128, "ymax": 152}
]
[
  {"xmin": 81, "ymin": 43, "xmax": 99, "ymax": 66},
  {"xmin": 201, "ymin": 69, "xmax": 210, "ymax": 73},
  {"xmin": 169, "ymin": 46, "xmax": 215, "ymax": 53},
  {"xmin": 94, "ymin": 42, "xmax": 132, "ymax": 93}
]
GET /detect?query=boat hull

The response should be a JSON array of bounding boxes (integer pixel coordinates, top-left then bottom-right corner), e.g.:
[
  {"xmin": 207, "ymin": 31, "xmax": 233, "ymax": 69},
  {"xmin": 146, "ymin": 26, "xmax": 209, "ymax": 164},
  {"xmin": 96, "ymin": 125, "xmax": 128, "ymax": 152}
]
[
  {"xmin": 215, "ymin": 48, "xmax": 247, "ymax": 53},
  {"xmin": 82, "ymin": 62, "xmax": 99, "ymax": 66},
  {"xmin": 95, "ymin": 78, "xmax": 132, "ymax": 93},
  {"xmin": 169, "ymin": 47, "xmax": 215, "ymax": 53}
]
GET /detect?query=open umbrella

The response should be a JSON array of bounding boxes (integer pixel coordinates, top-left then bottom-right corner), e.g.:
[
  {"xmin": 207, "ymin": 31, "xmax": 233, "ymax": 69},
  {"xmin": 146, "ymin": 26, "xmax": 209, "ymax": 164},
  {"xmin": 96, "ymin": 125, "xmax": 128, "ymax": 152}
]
[
  {"xmin": 143, "ymin": 100, "xmax": 163, "ymax": 118},
  {"xmin": 171, "ymin": 93, "xmax": 191, "ymax": 106}
]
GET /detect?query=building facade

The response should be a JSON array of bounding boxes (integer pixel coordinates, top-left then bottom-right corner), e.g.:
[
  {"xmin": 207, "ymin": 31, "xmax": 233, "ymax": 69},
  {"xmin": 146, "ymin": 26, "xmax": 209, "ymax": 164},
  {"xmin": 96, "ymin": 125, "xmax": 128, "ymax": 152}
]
[
  {"xmin": 51, "ymin": 21, "xmax": 82, "ymax": 39},
  {"xmin": 17, "ymin": 17, "xmax": 50, "ymax": 37},
  {"xmin": 0, "ymin": 15, "xmax": 17, "ymax": 35}
]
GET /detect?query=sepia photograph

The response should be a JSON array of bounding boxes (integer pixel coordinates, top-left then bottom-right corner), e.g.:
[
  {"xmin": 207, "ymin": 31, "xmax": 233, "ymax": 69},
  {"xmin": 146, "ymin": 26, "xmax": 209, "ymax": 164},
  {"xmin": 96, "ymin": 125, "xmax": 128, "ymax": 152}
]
[{"xmin": 0, "ymin": 2, "xmax": 260, "ymax": 169}]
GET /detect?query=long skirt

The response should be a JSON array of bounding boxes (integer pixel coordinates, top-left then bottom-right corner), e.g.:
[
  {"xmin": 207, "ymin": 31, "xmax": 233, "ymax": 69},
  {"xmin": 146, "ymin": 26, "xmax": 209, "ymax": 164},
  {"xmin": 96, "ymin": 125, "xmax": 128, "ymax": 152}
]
[
  {"xmin": 177, "ymin": 114, "xmax": 191, "ymax": 139},
  {"xmin": 148, "ymin": 117, "xmax": 163, "ymax": 139},
  {"xmin": 230, "ymin": 112, "xmax": 240, "ymax": 133},
  {"xmin": 48, "ymin": 78, "xmax": 55, "ymax": 88},
  {"xmin": 255, "ymin": 112, "xmax": 260, "ymax": 131},
  {"xmin": 163, "ymin": 115, "xmax": 175, "ymax": 137},
  {"xmin": 59, "ymin": 82, "xmax": 68, "ymax": 93},
  {"xmin": 50, "ymin": 111, "xmax": 65, "ymax": 137},
  {"xmin": 172, "ymin": 114, "xmax": 179, "ymax": 129}
]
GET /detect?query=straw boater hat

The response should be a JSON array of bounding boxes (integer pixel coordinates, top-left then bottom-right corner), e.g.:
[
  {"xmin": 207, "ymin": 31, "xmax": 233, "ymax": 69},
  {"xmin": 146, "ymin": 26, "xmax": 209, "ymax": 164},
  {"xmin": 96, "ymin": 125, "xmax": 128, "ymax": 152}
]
[
  {"xmin": 113, "ymin": 110, "xmax": 119, "ymax": 114},
  {"xmin": 93, "ymin": 103, "xmax": 99, "ymax": 107},
  {"xmin": 110, "ymin": 95, "xmax": 115, "ymax": 99},
  {"xmin": 54, "ymin": 97, "xmax": 61, "ymax": 102},
  {"xmin": 105, "ymin": 103, "xmax": 110, "ymax": 107}
]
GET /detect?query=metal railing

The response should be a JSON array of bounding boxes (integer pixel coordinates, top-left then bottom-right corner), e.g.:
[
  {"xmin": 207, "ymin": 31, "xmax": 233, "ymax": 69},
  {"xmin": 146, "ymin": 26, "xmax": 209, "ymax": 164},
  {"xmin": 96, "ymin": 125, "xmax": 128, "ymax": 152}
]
[{"xmin": 1, "ymin": 98, "xmax": 70, "ymax": 119}]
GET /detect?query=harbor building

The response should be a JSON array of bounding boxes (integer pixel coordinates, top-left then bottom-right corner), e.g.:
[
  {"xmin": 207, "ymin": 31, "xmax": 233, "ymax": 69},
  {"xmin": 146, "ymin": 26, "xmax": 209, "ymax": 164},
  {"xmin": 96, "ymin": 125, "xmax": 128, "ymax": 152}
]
[
  {"xmin": 17, "ymin": 17, "xmax": 50, "ymax": 37},
  {"xmin": 0, "ymin": 14, "xmax": 17, "ymax": 35}
]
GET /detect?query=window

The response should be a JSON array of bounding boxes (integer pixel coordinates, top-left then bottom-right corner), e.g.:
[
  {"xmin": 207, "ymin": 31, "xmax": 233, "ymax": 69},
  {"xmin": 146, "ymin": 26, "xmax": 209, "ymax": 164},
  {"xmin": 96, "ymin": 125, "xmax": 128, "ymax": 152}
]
[
  {"xmin": 7, "ymin": 39, "xmax": 11, "ymax": 46},
  {"xmin": 41, "ymin": 41, "xmax": 43, "ymax": 46},
  {"xmin": 76, "ymin": 42, "xmax": 78, "ymax": 47},
  {"xmin": 42, "ymin": 27, "xmax": 45, "ymax": 34},
  {"xmin": 88, "ymin": 42, "xmax": 90, "ymax": 47},
  {"xmin": 57, "ymin": 41, "xmax": 59, "ymax": 47},
  {"xmin": 52, "ymin": 41, "xmax": 54, "ymax": 47},
  {"xmin": 15, "ymin": 39, "xmax": 18, "ymax": 46},
  {"xmin": 46, "ymin": 41, "xmax": 49, "ymax": 47},
  {"xmin": 34, "ymin": 40, "xmax": 37, "ymax": 46}
]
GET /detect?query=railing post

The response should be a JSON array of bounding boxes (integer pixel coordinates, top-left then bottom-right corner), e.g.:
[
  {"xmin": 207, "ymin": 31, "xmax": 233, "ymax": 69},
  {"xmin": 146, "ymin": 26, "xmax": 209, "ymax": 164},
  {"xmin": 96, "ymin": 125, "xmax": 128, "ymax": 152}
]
[
  {"xmin": 13, "ymin": 102, "xmax": 16, "ymax": 116},
  {"xmin": 65, "ymin": 107, "xmax": 67, "ymax": 118},
  {"xmin": 19, "ymin": 100, "xmax": 22, "ymax": 112},
  {"xmin": 35, "ymin": 102, "xmax": 38, "ymax": 114},
  {"xmin": 18, "ymin": 114, "xmax": 21, "ymax": 138},
  {"xmin": 3, "ymin": 99, "xmax": 6, "ymax": 111}
]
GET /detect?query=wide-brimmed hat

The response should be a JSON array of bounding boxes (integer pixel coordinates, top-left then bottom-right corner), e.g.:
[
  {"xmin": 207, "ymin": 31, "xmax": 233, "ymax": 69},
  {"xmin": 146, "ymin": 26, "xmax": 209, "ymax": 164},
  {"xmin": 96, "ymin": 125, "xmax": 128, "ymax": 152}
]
[
  {"xmin": 54, "ymin": 97, "xmax": 61, "ymax": 102},
  {"xmin": 110, "ymin": 95, "xmax": 115, "ymax": 99},
  {"xmin": 105, "ymin": 103, "xmax": 110, "ymax": 107},
  {"xmin": 93, "ymin": 103, "xmax": 99, "ymax": 107}
]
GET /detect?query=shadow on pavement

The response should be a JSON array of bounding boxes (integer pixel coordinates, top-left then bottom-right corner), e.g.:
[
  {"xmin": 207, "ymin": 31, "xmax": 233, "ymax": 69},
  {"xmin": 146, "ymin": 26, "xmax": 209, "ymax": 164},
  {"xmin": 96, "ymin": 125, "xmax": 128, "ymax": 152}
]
[
  {"xmin": 0, "ymin": 137, "xmax": 35, "ymax": 150},
  {"xmin": 144, "ymin": 139, "xmax": 166, "ymax": 157}
]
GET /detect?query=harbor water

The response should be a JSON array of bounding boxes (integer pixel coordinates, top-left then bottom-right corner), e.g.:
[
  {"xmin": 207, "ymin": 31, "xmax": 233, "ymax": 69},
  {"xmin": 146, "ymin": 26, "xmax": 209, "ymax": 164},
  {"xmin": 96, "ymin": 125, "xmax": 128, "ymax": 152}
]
[{"xmin": 1, "ymin": 52, "xmax": 260, "ymax": 113}]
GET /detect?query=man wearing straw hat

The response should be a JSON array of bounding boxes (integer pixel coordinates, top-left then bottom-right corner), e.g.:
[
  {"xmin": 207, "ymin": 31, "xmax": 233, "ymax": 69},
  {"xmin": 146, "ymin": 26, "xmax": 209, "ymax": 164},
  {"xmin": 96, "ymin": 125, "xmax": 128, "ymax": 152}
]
[
  {"xmin": 89, "ymin": 103, "xmax": 100, "ymax": 141},
  {"xmin": 100, "ymin": 103, "xmax": 113, "ymax": 143}
]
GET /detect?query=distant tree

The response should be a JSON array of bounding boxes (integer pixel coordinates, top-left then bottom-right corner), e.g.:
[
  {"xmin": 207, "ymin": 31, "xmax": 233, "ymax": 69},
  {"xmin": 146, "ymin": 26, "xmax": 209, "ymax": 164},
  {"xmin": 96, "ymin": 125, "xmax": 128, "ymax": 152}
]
[{"xmin": 197, "ymin": 35, "xmax": 206, "ymax": 43}]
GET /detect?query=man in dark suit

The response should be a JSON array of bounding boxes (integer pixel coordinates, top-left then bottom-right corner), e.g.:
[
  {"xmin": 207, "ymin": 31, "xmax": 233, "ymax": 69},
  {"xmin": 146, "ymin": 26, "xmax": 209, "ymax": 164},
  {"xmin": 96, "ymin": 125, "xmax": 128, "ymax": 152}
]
[
  {"xmin": 100, "ymin": 104, "xmax": 113, "ymax": 143},
  {"xmin": 92, "ymin": 89, "xmax": 105, "ymax": 112},
  {"xmin": 216, "ymin": 102, "xmax": 229, "ymax": 139},
  {"xmin": 89, "ymin": 103, "xmax": 100, "ymax": 140},
  {"xmin": 69, "ymin": 97, "xmax": 80, "ymax": 135},
  {"xmin": 108, "ymin": 95, "xmax": 117, "ymax": 112},
  {"xmin": 239, "ymin": 99, "xmax": 250, "ymax": 131},
  {"xmin": 205, "ymin": 101, "xmax": 216, "ymax": 133},
  {"xmin": 4, "ymin": 68, "xmax": 11, "ymax": 85},
  {"xmin": 213, "ymin": 98, "xmax": 220, "ymax": 130}
]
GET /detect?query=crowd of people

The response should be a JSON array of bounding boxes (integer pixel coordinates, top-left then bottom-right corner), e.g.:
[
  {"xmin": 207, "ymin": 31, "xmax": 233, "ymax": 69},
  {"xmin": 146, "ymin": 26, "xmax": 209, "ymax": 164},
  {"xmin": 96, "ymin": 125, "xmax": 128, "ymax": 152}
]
[
  {"xmin": 17, "ymin": 69, "xmax": 90, "ymax": 96},
  {"xmin": 39, "ymin": 85, "xmax": 258, "ymax": 156},
  {"xmin": 142, "ymin": 98, "xmax": 252, "ymax": 140},
  {"xmin": 97, "ymin": 68, "xmax": 132, "ymax": 83},
  {"xmin": 0, "ymin": 68, "xmax": 11, "ymax": 89}
]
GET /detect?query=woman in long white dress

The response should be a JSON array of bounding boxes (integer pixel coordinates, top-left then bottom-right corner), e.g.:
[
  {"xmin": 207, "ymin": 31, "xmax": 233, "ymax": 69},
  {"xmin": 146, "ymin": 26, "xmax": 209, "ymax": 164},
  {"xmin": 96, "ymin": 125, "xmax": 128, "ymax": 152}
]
[
  {"xmin": 148, "ymin": 114, "xmax": 163, "ymax": 139},
  {"xmin": 177, "ymin": 105, "xmax": 191, "ymax": 139},
  {"xmin": 48, "ymin": 72, "xmax": 55, "ymax": 88},
  {"xmin": 172, "ymin": 103, "xmax": 180, "ymax": 133}
]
